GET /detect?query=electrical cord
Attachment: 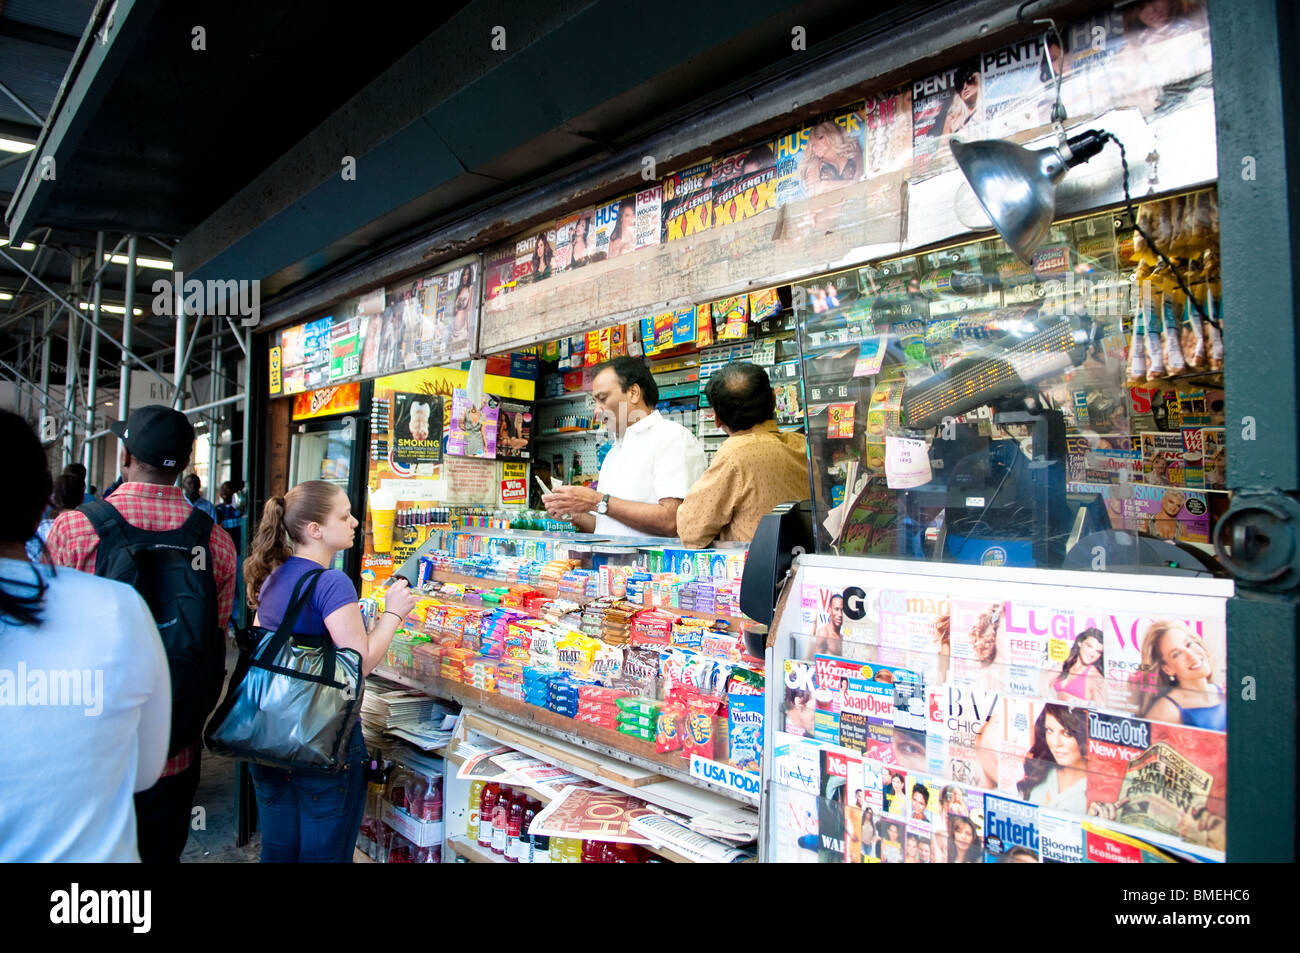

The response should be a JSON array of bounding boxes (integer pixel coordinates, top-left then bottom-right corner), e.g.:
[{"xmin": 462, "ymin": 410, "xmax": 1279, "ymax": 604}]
[{"xmin": 1099, "ymin": 130, "xmax": 1222, "ymax": 331}]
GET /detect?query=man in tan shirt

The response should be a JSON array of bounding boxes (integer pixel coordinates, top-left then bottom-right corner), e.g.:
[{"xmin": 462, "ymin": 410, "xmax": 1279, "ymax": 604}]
[{"xmin": 677, "ymin": 362, "xmax": 811, "ymax": 548}]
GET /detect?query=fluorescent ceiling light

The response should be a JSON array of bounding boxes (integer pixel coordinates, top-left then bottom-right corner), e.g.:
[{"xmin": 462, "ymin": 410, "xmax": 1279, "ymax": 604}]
[
  {"xmin": 0, "ymin": 292, "xmax": 13, "ymax": 301},
  {"xmin": 79, "ymin": 301, "xmax": 142, "ymax": 316},
  {"xmin": 104, "ymin": 253, "xmax": 173, "ymax": 270},
  {"xmin": 0, "ymin": 240, "xmax": 37, "ymax": 251},
  {"xmin": 0, "ymin": 137, "xmax": 35, "ymax": 154}
]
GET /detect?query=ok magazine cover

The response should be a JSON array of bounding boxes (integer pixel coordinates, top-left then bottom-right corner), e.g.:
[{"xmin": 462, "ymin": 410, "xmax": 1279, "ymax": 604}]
[
  {"xmin": 983, "ymin": 793, "xmax": 1040, "ymax": 862},
  {"xmin": 1084, "ymin": 711, "xmax": 1226, "ymax": 853},
  {"xmin": 661, "ymin": 162, "xmax": 713, "ymax": 242},
  {"xmin": 389, "ymin": 392, "xmax": 443, "ymax": 467}
]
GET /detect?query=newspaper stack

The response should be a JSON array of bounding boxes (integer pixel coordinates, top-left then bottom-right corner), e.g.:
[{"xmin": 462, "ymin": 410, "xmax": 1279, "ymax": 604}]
[{"xmin": 360, "ymin": 681, "xmax": 458, "ymax": 753}]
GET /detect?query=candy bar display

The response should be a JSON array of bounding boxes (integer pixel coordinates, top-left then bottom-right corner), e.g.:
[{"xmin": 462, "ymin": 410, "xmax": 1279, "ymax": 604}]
[{"xmin": 368, "ymin": 534, "xmax": 765, "ymax": 790}]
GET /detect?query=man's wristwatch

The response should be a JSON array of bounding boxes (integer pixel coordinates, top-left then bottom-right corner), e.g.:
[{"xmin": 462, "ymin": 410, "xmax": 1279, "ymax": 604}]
[{"xmin": 596, "ymin": 494, "xmax": 610, "ymax": 515}]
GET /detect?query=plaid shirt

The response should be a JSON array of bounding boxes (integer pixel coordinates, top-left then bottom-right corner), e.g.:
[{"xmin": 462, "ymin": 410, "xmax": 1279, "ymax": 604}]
[{"xmin": 47, "ymin": 483, "xmax": 237, "ymax": 778}]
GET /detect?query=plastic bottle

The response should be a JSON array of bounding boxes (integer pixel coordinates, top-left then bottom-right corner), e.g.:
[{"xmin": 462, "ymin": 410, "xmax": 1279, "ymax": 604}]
[
  {"xmin": 491, "ymin": 786, "xmax": 512, "ymax": 855},
  {"xmin": 607, "ymin": 842, "xmax": 643, "ymax": 863},
  {"xmin": 531, "ymin": 834, "xmax": 550, "ymax": 864},
  {"xmin": 477, "ymin": 782, "xmax": 499, "ymax": 849},
  {"xmin": 505, "ymin": 791, "xmax": 526, "ymax": 862},
  {"xmin": 580, "ymin": 839, "xmax": 602, "ymax": 864},
  {"xmin": 519, "ymin": 798, "xmax": 539, "ymax": 863},
  {"xmin": 466, "ymin": 780, "xmax": 486, "ymax": 842}
]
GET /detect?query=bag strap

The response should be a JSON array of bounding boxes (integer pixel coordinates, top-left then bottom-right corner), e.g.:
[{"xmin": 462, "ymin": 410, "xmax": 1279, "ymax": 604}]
[
  {"xmin": 80, "ymin": 500, "xmax": 134, "ymax": 569},
  {"xmin": 258, "ymin": 568, "xmax": 338, "ymax": 682}
]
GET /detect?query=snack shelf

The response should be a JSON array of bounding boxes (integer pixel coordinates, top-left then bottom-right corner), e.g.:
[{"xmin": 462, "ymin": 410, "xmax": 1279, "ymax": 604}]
[
  {"xmin": 446, "ymin": 835, "xmax": 507, "ymax": 864},
  {"xmin": 535, "ymin": 392, "xmax": 593, "ymax": 406},
  {"xmin": 374, "ymin": 665, "xmax": 757, "ymax": 810},
  {"xmin": 422, "ymin": 568, "xmax": 751, "ymax": 633},
  {"xmin": 449, "ymin": 717, "xmax": 714, "ymax": 864}
]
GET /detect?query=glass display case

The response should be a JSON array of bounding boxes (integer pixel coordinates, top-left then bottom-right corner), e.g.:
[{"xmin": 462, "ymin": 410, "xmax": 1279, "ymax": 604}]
[{"xmin": 793, "ymin": 188, "xmax": 1227, "ymax": 576}]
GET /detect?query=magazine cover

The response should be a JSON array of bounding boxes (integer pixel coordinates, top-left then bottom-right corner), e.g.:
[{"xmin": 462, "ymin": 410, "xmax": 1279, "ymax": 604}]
[
  {"xmin": 1015, "ymin": 606, "xmax": 1107, "ymax": 707},
  {"xmin": 564, "ymin": 209, "xmax": 598, "ymax": 270},
  {"xmin": 446, "ymin": 389, "xmax": 500, "ymax": 459},
  {"xmin": 1141, "ymin": 431, "xmax": 1186, "ymax": 487},
  {"xmin": 772, "ymin": 734, "xmax": 821, "ymax": 862},
  {"xmin": 768, "ymin": 103, "xmax": 866, "ymax": 206},
  {"xmin": 1201, "ymin": 427, "xmax": 1227, "ymax": 491},
  {"xmin": 1082, "ymin": 822, "xmax": 1179, "ymax": 863},
  {"xmin": 1068, "ymin": 482, "xmax": 1211, "ymax": 544},
  {"xmin": 302, "ymin": 316, "xmax": 333, "ymax": 390},
  {"xmin": 983, "ymin": 793, "xmax": 1040, "ymax": 862},
  {"xmin": 595, "ymin": 195, "xmax": 638, "ymax": 261},
  {"xmin": 1085, "ymin": 711, "xmax": 1226, "ymax": 852},
  {"xmin": 912, "ymin": 60, "xmax": 982, "ymax": 176},
  {"xmin": 817, "ymin": 746, "xmax": 854, "ymax": 863},
  {"xmin": 389, "ymin": 392, "xmax": 443, "ymax": 467},
  {"xmin": 634, "ymin": 184, "xmax": 662, "ymax": 251},
  {"xmin": 495, "ymin": 400, "xmax": 532, "ymax": 459},
  {"xmin": 926, "ymin": 683, "xmax": 1002, "ymax": 790},
  {"xmin": 812, "ymin": 654, "xmax": 864, "ymax": 745},
  {"xmin": 880, "ymin": 764, "xmax": 910, "ymax": 819},
  {"xmin": 980, "ymin": 35, "xmax": 1058, "ymax": 139},
  {"xmin": 661, "ymin": 162, "xmax": 713, "ymax": 242},
  {"xmin": 996, "ymin": 601, "xmax": 1055, "ymax": 698},
  {"xmin": 1102, "ymin": 612, "xmax": 1226, "ymax": 724},
  {"xmin": 1062, "ymin": 8, "xmax": 1125, "ymax": 119},
  {"xmin": 711, "ymin": 148, "xmax": 780, "ymax": 227},
  {"xmin": 552, "ymin": 212, "xmax": 579, "ymax": 274},
  {"xmin": 863, "ymin": 84, "xmax": 913, "ymax": 177},
  {"xmin": 444, "ymin": 262, "xmax": 477, "ymax": 357},
  {"xmin": 933, "ymin": 784, "xmax": 986, "ymax": 863},
  {"xmin": 782, "ymin": 658, "xmax": 816, "ymax": 737},
  {"xmin": 1067, "ymin": 435, "xmax": 1141, "ymax": 484},
  {"xmin": 949, "ymin": 598, "xmax": 1008, "ymax": 692},
  {"xmin": 484, "ymin": 244, "xmax": 516, "ymax": 303},
  {"xmin": 1039, "ymin": 810, "xmax": 1085, "ymax": 863}
]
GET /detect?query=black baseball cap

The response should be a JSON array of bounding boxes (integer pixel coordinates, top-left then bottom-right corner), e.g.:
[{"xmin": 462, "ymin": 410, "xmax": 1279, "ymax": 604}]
[{"xmin": 109, "ymin": 405, "xmax": 195, "ymax": 469}]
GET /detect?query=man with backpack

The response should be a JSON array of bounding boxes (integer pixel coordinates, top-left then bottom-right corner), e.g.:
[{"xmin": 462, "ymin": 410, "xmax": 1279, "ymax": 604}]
[{"xmin": 47, "ymin": 405, "xmax": 237, "ymax": 863}]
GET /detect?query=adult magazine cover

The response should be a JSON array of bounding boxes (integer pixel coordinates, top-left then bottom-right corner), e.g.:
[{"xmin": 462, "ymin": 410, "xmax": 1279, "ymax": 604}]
[
  {"xmin": 980, "ymin": 35, "xmax": 1058, "ymax": 139},
  {"xmin": 661, "ymin": 162, "xmax": 713, "ymax": 242},
  {"xmin": 634, "ymin": 184, "xmax": 662, "ymax": 250},
  {"xmin": 767, "ymin": 103, "xmax": 865, "ymax": 206},
  {"xmin": 495, "ymin": 400, "xmax": 532, "ymax": 459},
  {"xmin": 983, "ymin": 793, "xmax": 1040, "ymax": 862},
  {"xmin": 711, "ymin": 148, "xmax": 780, "ymax": 227},
  {"xmin": 911, "ymin": 59, "xmax": 981, "ymax": 176},
  {"xmin": 863, "ymin": 85, "xmax": 913, "ymax": 177}
]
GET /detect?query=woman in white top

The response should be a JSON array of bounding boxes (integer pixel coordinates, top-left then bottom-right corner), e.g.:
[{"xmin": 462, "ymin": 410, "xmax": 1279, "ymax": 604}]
[
  {"xmin": 0, "ymin": 411, "xmax": 171, "ymax": 861},
  {"xmin": 1016, "ymin": 703, "xmax": 1090, "ymax": 815}
]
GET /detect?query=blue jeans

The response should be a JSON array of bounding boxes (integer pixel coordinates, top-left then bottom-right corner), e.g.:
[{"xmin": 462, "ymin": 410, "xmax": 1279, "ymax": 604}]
[{"xmin": 250, "ymin": 726, "xmax": 367, "ymax": 863}]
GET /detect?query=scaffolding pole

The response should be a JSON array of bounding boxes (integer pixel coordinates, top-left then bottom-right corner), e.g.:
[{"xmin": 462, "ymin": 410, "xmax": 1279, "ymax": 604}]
[
  {"xmin": 84, "ymin": 233, "xmax": 104, "ymax": 479},
  {"xmin": 117, "ymin": 237, "xmax": 137, "ymax": 476},
  {"xmin": 63, "ymin": 256, "xmax": 83, "ymax": 468}
]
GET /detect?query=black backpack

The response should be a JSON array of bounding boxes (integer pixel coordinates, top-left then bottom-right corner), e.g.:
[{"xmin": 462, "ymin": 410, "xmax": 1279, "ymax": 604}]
[{"xmin": 82, "ymin": 501, "xmax": 227, "ymax": 757}]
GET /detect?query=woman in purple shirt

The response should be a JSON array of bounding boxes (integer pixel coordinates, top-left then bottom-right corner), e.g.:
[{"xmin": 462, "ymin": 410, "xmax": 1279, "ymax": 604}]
[{"xmin": 243, "ymin": 480, "xmax": 416, "ymax": 862}]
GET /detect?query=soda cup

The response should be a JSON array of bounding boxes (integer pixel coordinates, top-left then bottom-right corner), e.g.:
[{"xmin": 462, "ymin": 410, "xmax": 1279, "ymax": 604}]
[{"xmin": 370, "ymin": 487, "xmax": 397, "ymax": 553}]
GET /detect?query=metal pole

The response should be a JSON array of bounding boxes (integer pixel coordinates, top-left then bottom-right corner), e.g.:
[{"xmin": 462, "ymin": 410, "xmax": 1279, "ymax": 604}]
[
  {"xmin": 173, "ymin": 284, "xmax": 187, "ymax": 417},
  {"xmin": 117, "ymin": 236, "xmax": 137, "ymax": 476},
  {"xmin": 0, "ymin": 246, "xmax": 175, "ymax": 394},
  {"xmin": 84, "ymin": 233, "xmax": 104, "ymax": 479},
  {"xmin": 63, "ymin": 256, "xmax": 83, "ymax": 468},
  {"xmin": 39, "ymin": 303, "xmax": 51, "ymax": 440},
  {"xmin": 176, "ymin": 392, "xmax": 246, "ymax": 417},
  {"xmin": 209, "ymin": 325, "xmax": 221, "ymax": 495}
]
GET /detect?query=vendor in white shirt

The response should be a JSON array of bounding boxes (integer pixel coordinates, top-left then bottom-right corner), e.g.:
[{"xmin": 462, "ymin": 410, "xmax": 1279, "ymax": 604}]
[{"xmin": 543, "ymin": 357, "xmax": 706, "ymax": 537}]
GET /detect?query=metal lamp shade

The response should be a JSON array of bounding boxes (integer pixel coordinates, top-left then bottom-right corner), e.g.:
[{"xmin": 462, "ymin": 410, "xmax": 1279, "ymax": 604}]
[{"xmin": 951, "ymin": 137, "xmax": 1069, "ymax": 264}]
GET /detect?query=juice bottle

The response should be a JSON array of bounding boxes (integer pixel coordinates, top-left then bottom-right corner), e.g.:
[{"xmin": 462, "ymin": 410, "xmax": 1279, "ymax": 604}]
[
  {"xmin": 580, "ymin": 839, "xmax": 603, "ymax": 864},
  {"xmin": 505, "ymin": 791, "xmax": 526, "ymax": 862},
  {"xmin": 607, "ymin": 842, "xmax": 643, "ymax": 863},
  {"xmin": 531, "ymin": 834, "xmax": 550, "ymax": 864},
  {"xmin": 491, "ymin": 786, "xmax": 512, "ymax": 855},
  {"xmin": 477, "ymin": 782, "xmax": 499, "ymax": 849},
  {"xmin": 520, "ymin": 799, "xmax": 539, "ymax": 863},
  {"xmin": 466, "ymin": 780, "xmax": 486, "ymax": 842}
]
